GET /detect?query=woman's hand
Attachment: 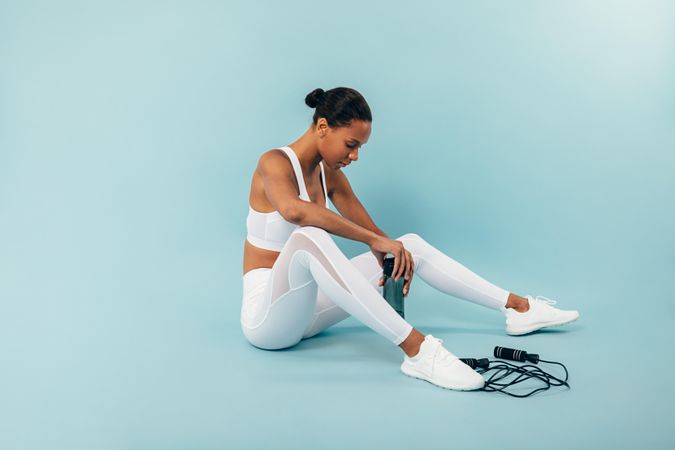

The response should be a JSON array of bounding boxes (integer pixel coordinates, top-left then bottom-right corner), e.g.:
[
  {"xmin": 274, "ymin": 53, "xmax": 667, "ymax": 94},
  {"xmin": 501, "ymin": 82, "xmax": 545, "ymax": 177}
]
[{"xmin": 368, "ymin": 235, "xmax": 415, "ymax": 297}]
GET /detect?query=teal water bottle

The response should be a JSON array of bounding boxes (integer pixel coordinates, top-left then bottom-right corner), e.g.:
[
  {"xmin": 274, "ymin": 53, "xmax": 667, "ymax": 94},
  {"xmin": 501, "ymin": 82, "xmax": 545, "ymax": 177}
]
[{"xmin": 382, "ymin": 252, "xmax": 405, "ymax": 318}]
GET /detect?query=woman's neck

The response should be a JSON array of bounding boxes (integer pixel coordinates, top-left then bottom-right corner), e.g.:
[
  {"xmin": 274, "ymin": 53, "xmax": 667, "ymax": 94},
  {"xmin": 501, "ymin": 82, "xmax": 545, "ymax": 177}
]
[{"xmin": 288, "ymin": 127, "xmax": 322, "ymax": 175}]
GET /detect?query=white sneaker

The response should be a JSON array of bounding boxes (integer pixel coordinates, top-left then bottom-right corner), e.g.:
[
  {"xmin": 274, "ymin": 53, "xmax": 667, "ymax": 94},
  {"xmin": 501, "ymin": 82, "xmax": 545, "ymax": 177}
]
[
  {"xmin": 501, "ymin": 295, "xmax": 580, "ymax": 336},
  {"xmin": 400, "ymin": 334, "xmax": 485, "ymax": 391}
]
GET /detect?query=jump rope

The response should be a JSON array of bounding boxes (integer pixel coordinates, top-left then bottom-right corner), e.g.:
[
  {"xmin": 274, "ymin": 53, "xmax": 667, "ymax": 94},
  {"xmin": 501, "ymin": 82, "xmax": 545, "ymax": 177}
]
[{"xmin": 382, "ymin": 254, "xmax": 570, "ymax": 397}]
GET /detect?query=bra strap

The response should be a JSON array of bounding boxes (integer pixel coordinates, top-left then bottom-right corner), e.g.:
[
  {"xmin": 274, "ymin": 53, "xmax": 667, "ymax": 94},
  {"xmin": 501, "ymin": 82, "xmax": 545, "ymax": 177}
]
[
  {"xmin": 279, "ymin": 146, "xmax": 310, "ymax": 201},
  {"xmin": 319, "ymin": 161, "xmax": 328, "ymax": 204}
]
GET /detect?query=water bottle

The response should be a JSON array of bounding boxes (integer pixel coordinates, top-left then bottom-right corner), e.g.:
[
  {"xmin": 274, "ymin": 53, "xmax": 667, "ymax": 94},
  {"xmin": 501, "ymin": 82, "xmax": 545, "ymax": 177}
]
[{"xmin": 382, "ymin": 252, "xmax": 405, "ymax": 318}]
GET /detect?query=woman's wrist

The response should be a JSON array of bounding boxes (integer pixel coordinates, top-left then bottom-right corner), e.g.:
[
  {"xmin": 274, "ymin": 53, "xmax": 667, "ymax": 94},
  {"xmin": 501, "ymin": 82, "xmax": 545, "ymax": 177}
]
[
  {"xmin": 374, "ymin": 228, "xmax": 389, "ymax": 239},
  {"xmin": 367, "ymin": 228, "xmax": 387, "ymax": 245},
  {"xmin": 364, "ymin": 230, "xmax": 378, "ymax": 246}
]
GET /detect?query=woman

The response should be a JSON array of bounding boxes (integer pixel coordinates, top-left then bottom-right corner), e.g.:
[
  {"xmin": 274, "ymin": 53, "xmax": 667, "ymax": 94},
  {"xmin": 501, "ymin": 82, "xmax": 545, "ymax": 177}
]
[{"xmin": 241, "ymin": 87, "xmax": 579, "ymax": 391}]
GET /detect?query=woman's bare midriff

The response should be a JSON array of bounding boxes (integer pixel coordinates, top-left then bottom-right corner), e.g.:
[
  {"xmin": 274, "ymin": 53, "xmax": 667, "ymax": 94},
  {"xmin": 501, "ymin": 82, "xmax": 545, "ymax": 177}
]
[{"xmin": 243, "ymin": 239, "xmax": 280, "ymax": 275}]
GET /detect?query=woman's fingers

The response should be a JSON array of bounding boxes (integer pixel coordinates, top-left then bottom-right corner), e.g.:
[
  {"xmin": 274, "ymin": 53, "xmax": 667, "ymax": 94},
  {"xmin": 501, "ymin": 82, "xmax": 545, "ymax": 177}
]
[
  {"xmin": 403, "ymin": 250, "xmax": 414, "ymax": 296},
  {"xmin": 388, "ymin": 241, "xmax": 412, "ymax": 283},
  {"xmin": 381, "ymin": 246, "xmax": 414, "ymax": 296},
  {"xmin": 405, "ymin": 250, "xmax": 412, "ymax": 281},
  {"xmin": 402, "ymin": 249, "xmax": 411, "ymax": 281},
  {"xmin": 397, "ymin": 247, "xmax": 406, "ymax": 281}
]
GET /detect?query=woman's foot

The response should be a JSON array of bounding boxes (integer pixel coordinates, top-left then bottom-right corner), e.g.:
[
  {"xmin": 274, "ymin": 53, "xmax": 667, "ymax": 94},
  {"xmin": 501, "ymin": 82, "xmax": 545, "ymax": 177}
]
[
  {"xmin": 400, "ymin": 334, "xmax": 485, "ymax": 391},
  {"xmin": 501, "ymin": 295, "xmax": 580, "ymax": 335}
]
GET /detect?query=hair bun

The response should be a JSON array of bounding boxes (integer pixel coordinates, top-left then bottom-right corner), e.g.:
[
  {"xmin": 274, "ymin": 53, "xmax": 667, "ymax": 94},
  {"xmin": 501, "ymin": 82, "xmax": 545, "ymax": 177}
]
[{"xmin": 305, "ymin": 88, "xmax": 325, "ymax": 108}]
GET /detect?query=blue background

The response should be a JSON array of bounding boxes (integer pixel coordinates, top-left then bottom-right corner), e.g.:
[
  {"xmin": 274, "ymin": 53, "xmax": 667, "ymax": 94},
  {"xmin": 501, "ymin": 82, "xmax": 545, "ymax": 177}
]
[{"xmin": 1, "ymin": 1, "xmax": 673, "ymax": 449}]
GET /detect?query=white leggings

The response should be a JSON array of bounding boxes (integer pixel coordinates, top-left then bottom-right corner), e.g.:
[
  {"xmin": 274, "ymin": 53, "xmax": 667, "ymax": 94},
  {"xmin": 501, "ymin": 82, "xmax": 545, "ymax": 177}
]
[{"xmin": 240, "ymin": 226, "xmax": 510, "ymax": 350}]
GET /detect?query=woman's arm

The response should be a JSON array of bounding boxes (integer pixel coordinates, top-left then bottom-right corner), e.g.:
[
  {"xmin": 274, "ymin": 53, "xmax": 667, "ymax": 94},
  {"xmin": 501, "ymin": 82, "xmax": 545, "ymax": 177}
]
[
  {"xmin": 259, "ymin": 151, "xmax": 413, "ymax": 281},
  {"xmin": 323, "ymin": 166, "xmax": 415, "ymax": 288},
  {"xmin": 259, "ymin": 150, "xmax": 381, "ymax": 246},
  {"xmin": 324, "ymin": 166, "xmax": 389, "ymax": 239}
]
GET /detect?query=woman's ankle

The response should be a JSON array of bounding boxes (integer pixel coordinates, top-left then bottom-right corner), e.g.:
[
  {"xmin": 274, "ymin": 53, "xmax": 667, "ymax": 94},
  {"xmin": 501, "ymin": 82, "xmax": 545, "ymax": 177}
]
[
  {"xmin": 399, "ymin": 328, "xmax": 425, "ymax": 357},
  {"xmin": 505, "ymin": 293, "xmax": 530, "ymax": 312}
]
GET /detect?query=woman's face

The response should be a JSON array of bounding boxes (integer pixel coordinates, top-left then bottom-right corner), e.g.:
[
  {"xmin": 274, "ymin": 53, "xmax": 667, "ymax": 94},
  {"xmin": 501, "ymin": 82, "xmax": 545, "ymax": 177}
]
[{"xmin": 316, "ymin": 118, "xmax": 371, "ymax": 170}]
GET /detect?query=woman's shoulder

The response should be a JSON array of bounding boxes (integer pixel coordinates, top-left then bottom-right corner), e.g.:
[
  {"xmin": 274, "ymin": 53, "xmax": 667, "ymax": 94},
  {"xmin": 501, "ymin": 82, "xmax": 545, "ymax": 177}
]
[{"xmin": 256, "ymin": 148, "xmax": 293, "ymax": 176}]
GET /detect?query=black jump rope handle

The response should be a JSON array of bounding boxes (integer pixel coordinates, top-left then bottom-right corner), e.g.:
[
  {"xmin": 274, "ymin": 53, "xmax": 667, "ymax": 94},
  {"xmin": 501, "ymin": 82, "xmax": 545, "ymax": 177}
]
[
  {"xmin": 494, "ymin": 346, "xmax": 540, "ymax": 364},
  {"xmin": 459, "ymin": 358, "xmax": 490, "ymax": 370},
  {"xmin": 460, "ymin": 348, "xmax": 540, "ymax": 368}
]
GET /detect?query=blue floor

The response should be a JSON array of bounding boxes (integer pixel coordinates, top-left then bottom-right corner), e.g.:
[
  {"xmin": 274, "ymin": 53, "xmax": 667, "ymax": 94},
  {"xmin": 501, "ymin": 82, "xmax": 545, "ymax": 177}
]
[{"xmin": 2, "ymin": 249, "xmax": 673, "ymax": 449}]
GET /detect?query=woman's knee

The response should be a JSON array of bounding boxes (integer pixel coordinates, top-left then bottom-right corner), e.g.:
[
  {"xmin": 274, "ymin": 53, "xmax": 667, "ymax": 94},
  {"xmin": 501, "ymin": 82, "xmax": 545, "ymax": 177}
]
[
  {"xmin": 396, "ymin": 232, "xmax": 423, "ymax": 244},
  {"xmin": 395, "ymin": 232, "xmax": 426, "ymax": 266},
  {"xmin": 294, "ymin": 225, "xmax": 330, "ymax": 240},
  {"xmin": 291, "ymin": 225, "xmax": 339, "ymax": 251}
]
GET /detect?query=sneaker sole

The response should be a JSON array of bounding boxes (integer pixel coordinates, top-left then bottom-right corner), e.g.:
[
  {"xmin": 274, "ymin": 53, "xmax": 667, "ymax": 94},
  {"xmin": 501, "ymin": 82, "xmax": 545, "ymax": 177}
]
[
  {"xmin": 400, "ymin": 364, "xmax": 484, "ymax": 391},
  {"xmin": 506, "ymin": 315, "xmax": 579, "ymax": 336}
]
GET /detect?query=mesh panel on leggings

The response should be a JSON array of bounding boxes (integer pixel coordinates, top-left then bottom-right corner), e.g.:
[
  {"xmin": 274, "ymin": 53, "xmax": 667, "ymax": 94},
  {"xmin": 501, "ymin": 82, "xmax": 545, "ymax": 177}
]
[{"xmin": 268, "ymin": 232, "xmax": 353, "ymax": 304}]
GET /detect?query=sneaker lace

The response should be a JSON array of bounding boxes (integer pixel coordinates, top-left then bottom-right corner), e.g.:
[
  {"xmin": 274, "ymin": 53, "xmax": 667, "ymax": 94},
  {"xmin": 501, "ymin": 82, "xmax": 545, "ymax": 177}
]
[
  {"xmin": 431, "ymin": 338, "xmax": 459, "ymax": 366},
  {"xmin": 533, "ymin": 295, "xmax": 557, "ymax": 306}
]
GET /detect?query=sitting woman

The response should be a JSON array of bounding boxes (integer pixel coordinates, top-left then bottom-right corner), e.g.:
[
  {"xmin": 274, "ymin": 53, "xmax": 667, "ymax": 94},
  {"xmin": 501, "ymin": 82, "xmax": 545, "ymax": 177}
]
[{"xmin": 241, "ymin": 86, "xmax": 579, "ymax": 391}]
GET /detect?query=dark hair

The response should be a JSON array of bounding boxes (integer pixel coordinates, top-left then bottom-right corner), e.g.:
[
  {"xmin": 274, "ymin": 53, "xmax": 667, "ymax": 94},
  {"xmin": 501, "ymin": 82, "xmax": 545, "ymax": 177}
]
[{"xmin": 304, "ymin": 87, "xmax": 372, "ymax": 128}]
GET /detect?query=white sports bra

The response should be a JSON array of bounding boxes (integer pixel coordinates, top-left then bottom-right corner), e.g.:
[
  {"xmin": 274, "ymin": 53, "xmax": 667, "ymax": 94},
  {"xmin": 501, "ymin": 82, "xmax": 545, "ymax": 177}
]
[{"xmin": 246, "ymin": 146, "xmax": 329, "ymax": 252}]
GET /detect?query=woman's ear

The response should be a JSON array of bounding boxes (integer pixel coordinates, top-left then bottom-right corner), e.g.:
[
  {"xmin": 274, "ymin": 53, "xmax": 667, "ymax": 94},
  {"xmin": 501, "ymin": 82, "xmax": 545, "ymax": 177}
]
[{"xmin": 317, "ymin": 118, "xmax": 328, "ymax": 137}]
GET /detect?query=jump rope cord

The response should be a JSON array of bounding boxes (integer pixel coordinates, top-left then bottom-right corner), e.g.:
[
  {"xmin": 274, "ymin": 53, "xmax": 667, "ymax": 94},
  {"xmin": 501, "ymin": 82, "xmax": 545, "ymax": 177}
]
[
  {"xmin": 380, "ymin": 263, "xmax": 571, "ymax": 397},
  {"xmin": 475, "ymin": 358, "xmax": 569, "ymax": 398}
]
